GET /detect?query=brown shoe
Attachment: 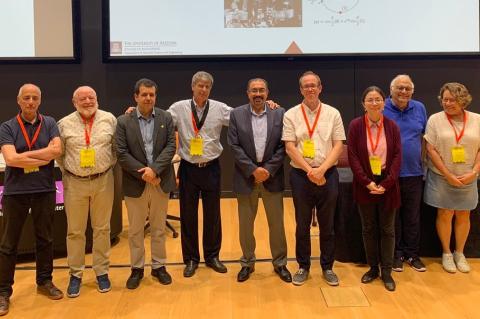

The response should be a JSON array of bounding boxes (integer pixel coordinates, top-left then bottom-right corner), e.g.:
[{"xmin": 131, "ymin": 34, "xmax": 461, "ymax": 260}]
[
  {"xmin": 37, "ymin": 280, "xmax": 64, "ymax": 300},
  {"xmin": 0, "ymin": 295, "xmax": 9, "ymax": 316}
]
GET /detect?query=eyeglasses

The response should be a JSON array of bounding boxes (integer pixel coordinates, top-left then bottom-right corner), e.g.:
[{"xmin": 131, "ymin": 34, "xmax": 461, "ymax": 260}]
[
  {"xmin": 364, "ymin": 98, "xmax": 384, "ymax": 104},
  {"xmin": 249, "ymin": 88, "xmax": 267, "ymax": 94},
  {"xmin": 394, "ymin": 86, "xmax": 413, "ymax": 92},
  {"xmin": 441, "ymin": 98, "xmax": 457, "ymax": 104},
  {"xmin": 301, "ymin": 84, "xmax": 320, "ymax": 90}
]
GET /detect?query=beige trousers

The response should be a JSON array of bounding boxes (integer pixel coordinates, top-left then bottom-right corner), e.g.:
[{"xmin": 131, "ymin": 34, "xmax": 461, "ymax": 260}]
[
  {"xmin": 125, "ymin": 183, "xmax": 169, "ymax": 269},
  {"xmin": 63, "ymin": 170, "xmax": 114, "ymax": 278}
]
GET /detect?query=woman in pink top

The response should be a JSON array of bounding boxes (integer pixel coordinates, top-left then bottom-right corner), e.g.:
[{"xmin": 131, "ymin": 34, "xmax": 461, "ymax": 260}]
[{"xmin": 347, "ymin": 86, "xmax": 402, "ymax": 291}]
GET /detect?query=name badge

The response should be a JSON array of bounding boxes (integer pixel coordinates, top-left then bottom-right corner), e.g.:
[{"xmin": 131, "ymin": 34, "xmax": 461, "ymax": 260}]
[
  {"xmin": 80, "ymin": 148, "xmax": 96, "ymax": 168},
  {"xmin": 451, "ymin": 145, "xmax": 466, "ymax": 163},
  {"xmin": 302, "ymin": 139, "xmax": 315, "ymax": 159},
  {"xmin": 190, "ymin": 137, "xmax": 203, "ymax": 156},
  {"xmin": 24, "ymin": 166, "xmax": 39, "ymax": 174},
  {"xmin": 369, "ymin": 156, "xmax": 382, "ymax": 176}
]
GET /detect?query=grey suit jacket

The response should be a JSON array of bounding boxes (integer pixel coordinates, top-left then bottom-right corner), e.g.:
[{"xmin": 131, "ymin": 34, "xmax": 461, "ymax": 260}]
[
  {"xmin": 115, "ymin": 107, "xmax": 176, "ymax": 197},
  {"xmin": 227, "ymin": 104, "xmax": 285, "ymax": 194}
]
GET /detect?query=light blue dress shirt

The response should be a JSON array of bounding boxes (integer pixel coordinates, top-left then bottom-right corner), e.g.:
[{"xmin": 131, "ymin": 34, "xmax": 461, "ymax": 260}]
[{"xmin": 136, "ymin": 107, "xmax": 155, "ymax": 165}]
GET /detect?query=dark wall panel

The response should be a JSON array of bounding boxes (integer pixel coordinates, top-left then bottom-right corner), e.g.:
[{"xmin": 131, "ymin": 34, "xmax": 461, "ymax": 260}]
[{"xmin": 0, "ymin": 0, "xmax": 479, "ymax": 194}]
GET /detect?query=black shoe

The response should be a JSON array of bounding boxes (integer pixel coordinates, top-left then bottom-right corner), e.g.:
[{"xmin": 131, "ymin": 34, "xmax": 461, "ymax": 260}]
[
  {"xmin": 126, "ymin": 268, "xmax": 144, "ymax": 289},
  {"xmin": 392, "ymin": 257, "xmax": 404, "ymax": 272},
  {"xmin": 183, "ymin": 261, "xmax": 199, "ymax": 278},
  {"xmin": 237, "ymin": 266, "xmax": 254, "ymax": 282},
  {"xmin": 361, "ymin": 267, "xmax": 379, "ymax": 284},
  {"xmin": 0, "ymin": 295, "xmax": 9, "ymax": 316},
  {"xmin": 151, "ymin": 266, "xmax": 172, "ymax": 285},
  {"xmin": 382, "ymin": 274, "xmax": 396, "ymax": 291},
  {"xmin": 206, "ymin": 258, "xmax": 227, "ymax": 273},
  {"xmin": 407, "ymin": 257, "xmax": 427, "ymax": 272},
  {"xmin": 37, "ymin": 280, "xmax": 64, "ymax": 300},
  {"xmin": 274, "ymin": 265, "xmax": 292, "ymax": 283}
]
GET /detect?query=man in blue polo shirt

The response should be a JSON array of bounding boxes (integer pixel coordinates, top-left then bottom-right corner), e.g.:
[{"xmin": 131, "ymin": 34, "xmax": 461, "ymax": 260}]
[
  {"xmin": 0, "ymin": 84, "xmax": 64, "ymax": 316},
  {"xmin": 383, "ymin": 75, "xmax": 427, "ymax": 273}
]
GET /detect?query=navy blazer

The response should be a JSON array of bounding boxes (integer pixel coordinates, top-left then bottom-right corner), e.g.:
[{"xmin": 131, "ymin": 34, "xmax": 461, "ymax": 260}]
[
  {"xmin": 347, "ymin": 115, "xmax": 402, "ymax": 210},
  {"xmin": 227, "ymin": 104, "xmax": 285, "ymax": 194},
  {"xmin": 115, "ymin": 107, "xmax": 176, "ymax": 197}
]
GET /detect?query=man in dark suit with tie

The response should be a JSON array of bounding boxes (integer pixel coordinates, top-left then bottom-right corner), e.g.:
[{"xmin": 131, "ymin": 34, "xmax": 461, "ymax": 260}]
[
  {"xmin": 227, "ymin": 78, "xmax": 291, "ymax": 283},
  {"xmin": 116, "ymin": 78, "xmax": 176, "ymax": 289}
]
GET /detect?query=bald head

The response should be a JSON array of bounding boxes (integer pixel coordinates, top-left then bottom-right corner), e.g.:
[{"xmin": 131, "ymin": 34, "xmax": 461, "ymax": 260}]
[
  {"xmin": 390, "ymin": 75, "xmax": 414, "ymax": 90},
  {"xmin": 72, "ymin": 86, "xmax": 98, "ymax": 119},
  {"xmin": 17, "ymin": 83, "xmax": 41, "ymax": 122},
  {"xmin": 73, "ymin": 86, "xmax": 97, "ymax": 100},
  {"xmin": 18, "ymin": 83, "xmax": 41, "ymax": 98},
  {"xmin": 390, "ymin": 74, "xmax": 414, "ymax": 109}
]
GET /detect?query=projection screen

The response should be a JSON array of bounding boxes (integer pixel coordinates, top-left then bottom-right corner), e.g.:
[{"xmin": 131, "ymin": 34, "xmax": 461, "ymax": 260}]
[{"xmin": 105, "ymin": 0, "xmax": 480, "ymax": 59}]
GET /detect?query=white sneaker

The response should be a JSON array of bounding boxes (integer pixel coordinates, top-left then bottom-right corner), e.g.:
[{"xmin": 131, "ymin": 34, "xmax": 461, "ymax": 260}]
[
  {"xmin": 453, "ymin": 252, "xmax": 471, "ymax": 273},
  {"xmin": 442, "ymin": 253, "xmax": 457, "ymax": 273}
]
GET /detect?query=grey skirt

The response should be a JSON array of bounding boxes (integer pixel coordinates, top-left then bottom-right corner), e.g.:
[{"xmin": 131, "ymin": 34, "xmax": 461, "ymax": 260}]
[{"xmin": 424, "ymin": 169, "xmax": 478, "ymax": 210}]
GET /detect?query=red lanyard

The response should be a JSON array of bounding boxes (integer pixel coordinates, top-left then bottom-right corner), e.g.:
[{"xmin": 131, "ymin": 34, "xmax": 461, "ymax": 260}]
[
  {"xmin": 81, "ymin": 113, "xmax": 95, "ymax": 147},
  {"xmin": 301, "ymin": 103, "xmax": 321, "ymax": 139},
  {"xmin": 446, "ymin": 111, "xmax": 467, "ymax": 144},
  {"xmin": 16, "ymin": 114, "xmax": 43, "ymax": 150},
  {"xmin": 365, "ymin": 114, "xmax": 383, "ymax": 155}
]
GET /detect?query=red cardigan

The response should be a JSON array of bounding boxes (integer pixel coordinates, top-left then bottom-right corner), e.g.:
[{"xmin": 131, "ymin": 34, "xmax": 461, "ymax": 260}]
[{"xmin": 347, "ymin": 116, "xmax": 402, "ymax": 210}]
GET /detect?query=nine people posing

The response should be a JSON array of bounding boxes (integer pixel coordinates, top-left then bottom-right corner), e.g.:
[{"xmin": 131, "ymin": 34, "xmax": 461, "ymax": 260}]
[{"xmin": 0, "ymin": 74, "xmax": 479, "ymax": 316}]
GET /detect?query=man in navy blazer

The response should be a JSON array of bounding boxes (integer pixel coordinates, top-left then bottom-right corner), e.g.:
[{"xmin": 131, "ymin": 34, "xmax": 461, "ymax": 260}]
[
  {"xmin": 116, "ymin": 78, "xmax": 176, "ymax": 289},
  {"xmin": 227, "ymin": 78, "xmax": 291, "ymax": 283}
]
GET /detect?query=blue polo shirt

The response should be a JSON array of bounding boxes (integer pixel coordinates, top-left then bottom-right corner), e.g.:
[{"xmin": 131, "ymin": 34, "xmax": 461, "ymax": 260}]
[
  {"xmin": 383, "ymin": 98, "xmax": 427, "ymax": 177},
  {"xmin": 0, "ymin": 113, "xmax": 60, "ymax": 195}
]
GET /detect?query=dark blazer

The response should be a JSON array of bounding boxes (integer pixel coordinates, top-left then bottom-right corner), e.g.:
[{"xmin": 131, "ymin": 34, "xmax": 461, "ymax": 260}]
[
  {"xmin": 115, "ymin": 107, "xmax": 176, "ymax": 197},
  {"xmin": 347, "ymin": 115, "xmax": 402, "ymax": 210},
  {"xmin": 227, "ymin": 104, "xmax": 285, "ymax": 194}
]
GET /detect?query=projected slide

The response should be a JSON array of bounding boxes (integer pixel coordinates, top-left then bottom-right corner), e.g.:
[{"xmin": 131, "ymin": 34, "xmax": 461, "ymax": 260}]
[
  {"xmin": 0, "ymin": 1, "xmax": 35, "ymax": 57},
  {"xmin": 108, "ymin": 0, "xmax": 479, "ymax": 57},
  {"xmin": 0, "ymin": 0, "xmax": 75, "ymax": 59}
]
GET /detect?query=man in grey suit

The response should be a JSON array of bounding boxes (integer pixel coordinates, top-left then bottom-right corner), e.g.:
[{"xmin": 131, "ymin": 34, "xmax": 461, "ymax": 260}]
[
  {"xmin": 227, "ymin": 78, "xmax": 291, "ymax": 283},
  {"xmin": 116, "ymin": 78, "xmax": 176, "ymax": 289}
]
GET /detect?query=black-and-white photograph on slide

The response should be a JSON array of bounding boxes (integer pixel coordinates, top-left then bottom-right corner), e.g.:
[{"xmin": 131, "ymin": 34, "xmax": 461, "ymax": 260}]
[{"xmin": 224, "ymin": 0, "xmax": 302, "ymax": 28}]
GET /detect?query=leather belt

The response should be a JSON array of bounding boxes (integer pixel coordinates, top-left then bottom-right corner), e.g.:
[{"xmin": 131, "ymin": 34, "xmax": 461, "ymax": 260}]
[
  {"xmin": 66, "ymin": 169, "xmax": 109, "ymax": 180},
  {"xmin": 184, "ymin": 158, "xmax": 218, "ymax": 168}
]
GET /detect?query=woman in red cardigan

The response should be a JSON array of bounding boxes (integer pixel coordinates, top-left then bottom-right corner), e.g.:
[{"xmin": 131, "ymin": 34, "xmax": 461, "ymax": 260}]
[{"xmin": 347, "ymin": 86, "xmax": 402, "ymax": 291}]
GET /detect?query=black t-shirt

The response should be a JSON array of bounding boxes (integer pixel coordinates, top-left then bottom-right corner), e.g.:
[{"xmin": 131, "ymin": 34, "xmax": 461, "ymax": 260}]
[{"xmin": 0, "ymin": 113, "xmax": 60, "ymax": 195}]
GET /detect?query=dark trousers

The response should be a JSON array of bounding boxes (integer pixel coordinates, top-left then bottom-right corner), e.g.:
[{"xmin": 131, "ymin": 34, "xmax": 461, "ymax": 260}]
[
  {"xmin": 395, "ymin": 176, "xmax": 423, "ymax": 259},
  {"xmin": 0, "ymin": 192, "xmax": 55, "ymax": 297},
  {"xmin": 358, "ymin": 201, "xmax": 396, "ymax": 273},
  {"xmin": 290, "ymin": 167, "xmax": 338, "ymax": 271},
  {"xmin": 179, "ymin": 159, "xmax": 222, "ymax": 264}
]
